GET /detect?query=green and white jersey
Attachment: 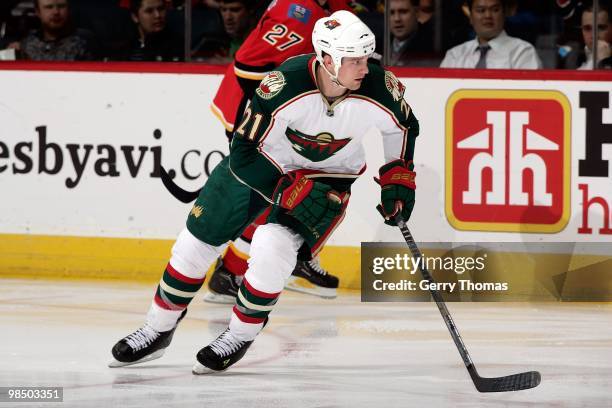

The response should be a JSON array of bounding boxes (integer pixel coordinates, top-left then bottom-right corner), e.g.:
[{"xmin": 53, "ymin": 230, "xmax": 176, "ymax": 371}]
[{"xmin": 229, "ymin": 54, "xmax": 419, "ymax": 202}]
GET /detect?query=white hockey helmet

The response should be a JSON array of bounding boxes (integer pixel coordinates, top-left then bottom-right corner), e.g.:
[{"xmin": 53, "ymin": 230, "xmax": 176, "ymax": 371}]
[{"xmin": 312, "ymin": 10, "xmax": 376, "ymax": 74}]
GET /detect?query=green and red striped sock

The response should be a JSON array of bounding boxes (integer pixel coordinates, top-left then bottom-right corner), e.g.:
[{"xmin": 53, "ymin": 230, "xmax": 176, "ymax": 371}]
[
  {"xmin": 233, "ymin": 277, "xmax": 280, "ymax": 324},
  {"xmin": 154, "ymin": 263, "xmax": 205, "ymax": 311}
]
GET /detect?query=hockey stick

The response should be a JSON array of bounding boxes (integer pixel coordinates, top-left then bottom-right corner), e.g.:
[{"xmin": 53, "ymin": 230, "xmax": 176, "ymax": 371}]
[
  {"xmin": 160, "ymin": 165, "xmax": 201, "ymax": 203},
  {"xmin": 394, "ymin": 215, "xmax": 541, "ymax": 392}
]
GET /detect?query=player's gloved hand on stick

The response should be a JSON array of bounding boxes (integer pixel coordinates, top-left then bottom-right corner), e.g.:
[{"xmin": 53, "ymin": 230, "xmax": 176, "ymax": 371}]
[
  {"xmin": 375, "ymin": 159, "xmax": 416, "ymax": 226},
  {"xmin": 273, "ymin": 172, "xmax": 346, "ymax": 231}
]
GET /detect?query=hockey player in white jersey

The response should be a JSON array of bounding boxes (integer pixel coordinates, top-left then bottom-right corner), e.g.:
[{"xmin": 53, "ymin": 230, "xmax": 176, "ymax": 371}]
[{"xmin": 109, "ymin": 10, "xmax": 419, "ymax": 373}]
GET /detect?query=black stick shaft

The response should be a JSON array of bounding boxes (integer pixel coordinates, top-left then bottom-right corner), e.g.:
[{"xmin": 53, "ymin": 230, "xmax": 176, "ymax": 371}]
[{"xmin": 394, "ymin": 216, "xmax": 477, "ymax": 373}]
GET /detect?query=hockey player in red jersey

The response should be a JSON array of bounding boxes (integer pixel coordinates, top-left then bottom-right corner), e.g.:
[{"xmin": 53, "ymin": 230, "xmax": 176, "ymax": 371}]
[
  {"xmin": 204, "ymin": 0, "xmax": 353, "ymax": 303},
  {"xmin": 211, "ymin": 0, "xmax": 352, "ymax": 135}
]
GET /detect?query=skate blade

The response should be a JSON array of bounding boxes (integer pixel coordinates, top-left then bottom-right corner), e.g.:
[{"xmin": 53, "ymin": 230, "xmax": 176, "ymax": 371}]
[
  {"xmin": 202, "ymin": 291, "xmax": 236, "ymax": 304},
  {"xmin": 192, "ymin": 362, "xmax": 224, "ymax": 375},
  {"xmin": 285, "ymin": 277, "xmax": 337, "ymax": 299},
  {"xmin": 108, "ymin": 349, "xmax": 165, "ymax": 368}
]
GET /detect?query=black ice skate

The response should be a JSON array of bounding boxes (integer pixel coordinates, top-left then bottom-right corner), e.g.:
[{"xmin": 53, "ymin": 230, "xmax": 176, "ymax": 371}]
[
  {"xmin": 192, "ymin": 328, "xmax": 254, "ymax": 374},
  {"xmin": 108, "ymin": 309, "xmax": 187, "ymax": 367},
  {"xmin": 202, "ymin": 257, "xmax": 243, "ymax": 304},
  {"xmin": 192, "ymin": 317, "xmax": 268, "ymax": 374},
  {"xmin": 285, "ymin": 258, "xmax": 339, "ymax": 299}
]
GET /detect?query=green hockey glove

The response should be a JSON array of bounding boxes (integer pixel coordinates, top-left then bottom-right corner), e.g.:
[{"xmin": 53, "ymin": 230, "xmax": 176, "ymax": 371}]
[
  {"xmin": 273, "ymin": 172, "xmax": 346, "ymax": 233},
  {"xmin": 375, "ymin": 160, "xmax": 416, "ymax": 226}
]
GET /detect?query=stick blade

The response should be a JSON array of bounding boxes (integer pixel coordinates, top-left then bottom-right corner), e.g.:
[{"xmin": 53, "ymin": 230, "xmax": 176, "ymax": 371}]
[
  {"xmin": 474, "ymin": 371, "xmax": 541, "ymax": 393},
  {"xmin": 160, "ymin": 166, "xmax": 201, "ymax": 203}
]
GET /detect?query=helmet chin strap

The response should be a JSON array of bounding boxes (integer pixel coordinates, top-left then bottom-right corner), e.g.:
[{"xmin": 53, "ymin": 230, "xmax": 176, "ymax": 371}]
[{"xmin": 321, "ymin": 61, "xmax": 348, "ymax": 89}]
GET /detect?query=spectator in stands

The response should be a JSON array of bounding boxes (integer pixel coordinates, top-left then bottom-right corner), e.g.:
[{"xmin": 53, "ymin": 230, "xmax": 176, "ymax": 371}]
[
  {"xmin": 388, "ymin": 0, "xmax": 433, "ymax": 66},
  {"xmin": 120, "ymin": 0, "xmax": 174, "ymax": 9},
  {"xmin": 203, "ymin": 0, "xmax": 221, "ymax": 8},
  {"xmin": 1, "ymin": 1, "xmax": 20, "ymax": 48},
  {"xmin": 219, "ymin": 0, "xmax": 256, "ymax": 57},
  {"xmin": 440, "ymin": 0, "xmax": 541, "ymax": 69},
  {"xmin": 15, "ymin": 0, "xmax": 98, "ymax": 60},
  {"xmin": 418, "ymin": 0, "xmax": 433, "ymax": 24},
  {"xmin": 116, "ymin": 0, "xmax": 183, "ymax": 61},
  {"xmin": 555, "ymin": 0, "xmax": 583, "ymax": 68},
  {"xmin": 0, "ymin": 3, "xmax": 15, "ymax": 58},
  {"xmin": 577, "ymin": 3, "xmax": 612, "ymax": 69},
  {"xmin": 192, "ymin": 0, "xmax": 255, "ymax": 63}
]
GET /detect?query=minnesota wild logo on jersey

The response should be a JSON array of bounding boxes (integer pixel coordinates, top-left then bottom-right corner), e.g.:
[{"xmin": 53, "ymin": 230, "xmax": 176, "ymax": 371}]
[
  {"xmin": 229, "ymin": 54, "xmax": 419, "ymax": 202},
  {"xmin": 256, "ymin": 71, "xmax": 286, "ymax": 100},
  {"xmin": 285, "ymin": 128, "xmax": 350, "ymax": 162},
  {"xmin": 384, "ymin": 70, "xmax": 405, "ymax": 102}
]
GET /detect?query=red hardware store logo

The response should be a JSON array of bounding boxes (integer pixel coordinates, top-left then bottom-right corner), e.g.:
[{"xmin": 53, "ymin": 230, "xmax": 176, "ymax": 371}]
[{"xmin": 445, "ymin": 90, "xmax": 571, "ymax": 233}]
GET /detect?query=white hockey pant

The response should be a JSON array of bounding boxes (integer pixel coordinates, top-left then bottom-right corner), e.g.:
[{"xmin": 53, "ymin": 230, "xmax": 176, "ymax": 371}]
[
  {"xmin": 147, "ymin": 228, "xmax": 226, "ymax": 331},
  {"xmin": 229, "ymin": 223, "xmax": 303, "ymax": 341}
]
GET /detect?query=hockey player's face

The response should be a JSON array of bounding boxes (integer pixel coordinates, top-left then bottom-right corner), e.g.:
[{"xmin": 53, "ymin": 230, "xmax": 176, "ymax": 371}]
[{"xmin": 338, "ymin": 56, "xmax": 369, "ymax": 90}]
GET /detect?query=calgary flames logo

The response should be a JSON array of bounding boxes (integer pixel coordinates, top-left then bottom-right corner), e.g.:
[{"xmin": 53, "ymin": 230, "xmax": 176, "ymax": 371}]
[
  {"xmin": 324, "ymin": 19, "xmax": 341, "ymax": 30},
  {"xmin": 256, "ymin": 71, "xmax": 286, "ymax": 100},
  {"xmin": 286, "ymin": 128, "xmax": 350, "ymax": 162}
]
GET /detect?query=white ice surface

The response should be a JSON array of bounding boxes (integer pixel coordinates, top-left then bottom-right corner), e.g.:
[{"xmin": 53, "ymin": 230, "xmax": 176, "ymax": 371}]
[{"xmin": 0, "ymin": 279, "xmax": 610, "ymax": 407}]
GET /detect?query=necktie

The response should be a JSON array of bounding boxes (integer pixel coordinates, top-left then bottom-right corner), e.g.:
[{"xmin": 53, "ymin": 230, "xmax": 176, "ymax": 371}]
[{"xmin": 475, "ymin": 44, "xmax": 491, "ymax": 69}]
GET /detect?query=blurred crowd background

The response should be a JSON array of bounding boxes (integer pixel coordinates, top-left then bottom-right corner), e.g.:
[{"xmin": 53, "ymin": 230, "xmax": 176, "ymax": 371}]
[{"xmin": 0, "ymin": 0, "xmax": 610, "ymax": 69}]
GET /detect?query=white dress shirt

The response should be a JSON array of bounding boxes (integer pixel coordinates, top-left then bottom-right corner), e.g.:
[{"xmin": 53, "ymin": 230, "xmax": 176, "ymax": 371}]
[
  {"xmin": 440, "ymin": 30, "xmax": 541, "ymax": 69},
  {"xmin": 578, "ymin": 47, "xmax": 596, "ymax": 70}
]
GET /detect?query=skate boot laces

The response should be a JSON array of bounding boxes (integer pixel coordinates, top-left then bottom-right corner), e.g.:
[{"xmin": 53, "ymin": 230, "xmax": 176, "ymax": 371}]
[
  {"xmin": 125, "ymin": 324, "xmax": 160, "ymax": 351},
  {"xmin": 309, "ymin": 258, "xmax": 328, "ymax": 276},
  {"xmin": 209, "ymin": 330, "xmax": 246, "ymax": 357}
]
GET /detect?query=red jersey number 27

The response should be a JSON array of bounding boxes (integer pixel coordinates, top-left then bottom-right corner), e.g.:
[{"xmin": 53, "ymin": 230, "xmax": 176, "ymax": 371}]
[{"xmin": 263, "ymin": 24, "xmax": 304, "ymax": 51}]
